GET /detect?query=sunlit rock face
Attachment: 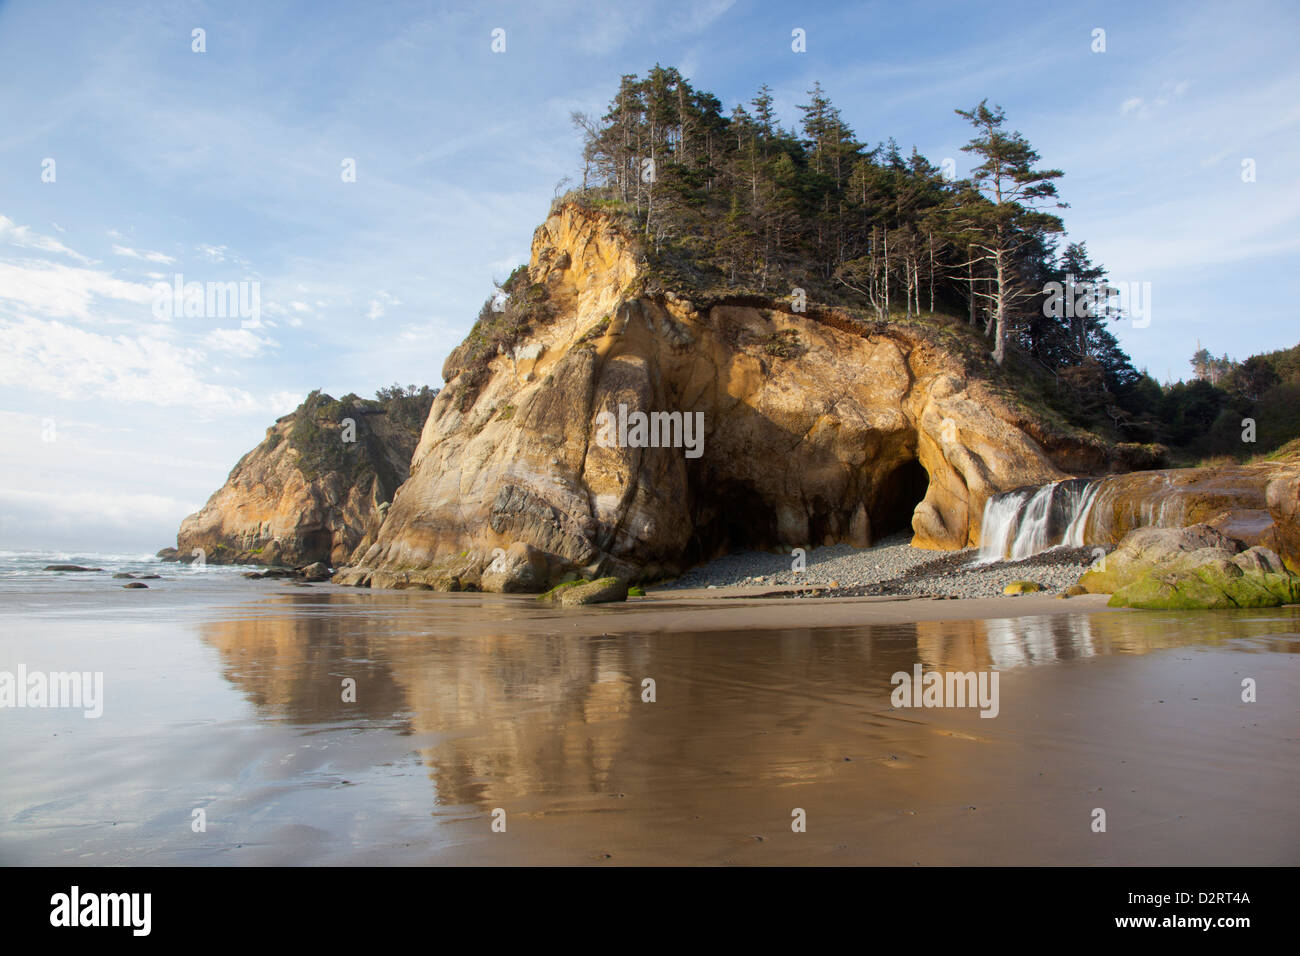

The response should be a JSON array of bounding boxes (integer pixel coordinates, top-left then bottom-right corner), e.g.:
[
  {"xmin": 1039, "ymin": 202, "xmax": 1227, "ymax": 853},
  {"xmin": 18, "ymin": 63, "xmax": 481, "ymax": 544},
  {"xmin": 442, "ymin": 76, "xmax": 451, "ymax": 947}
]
[
  {"xmin": 170, "ymin": 395, "xmax": 429, "ymax": 567},
  {"xmin": 338, "ymin": 203, "xmax": 1122, "ymax": 592},
  {"xmin": 1070, "ymin": 461, "xmax": 1300, "ymax": 572}
]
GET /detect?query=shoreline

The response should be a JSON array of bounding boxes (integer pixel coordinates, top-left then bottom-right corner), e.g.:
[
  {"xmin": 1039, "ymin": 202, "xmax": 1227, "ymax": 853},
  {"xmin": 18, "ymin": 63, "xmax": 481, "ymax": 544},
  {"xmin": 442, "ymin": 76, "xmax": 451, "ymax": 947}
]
[{"xmin": 523, "ymin": 588, "xmax": 1121, "ymax": 636}]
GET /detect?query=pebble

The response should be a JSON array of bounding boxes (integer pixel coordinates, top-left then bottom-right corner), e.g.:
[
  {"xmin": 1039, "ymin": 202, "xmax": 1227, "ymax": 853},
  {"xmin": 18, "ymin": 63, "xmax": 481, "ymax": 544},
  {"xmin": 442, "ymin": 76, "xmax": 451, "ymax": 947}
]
[{"xmin": 659, "ymin": 534, "xmax": 1103, "ymax": 600}]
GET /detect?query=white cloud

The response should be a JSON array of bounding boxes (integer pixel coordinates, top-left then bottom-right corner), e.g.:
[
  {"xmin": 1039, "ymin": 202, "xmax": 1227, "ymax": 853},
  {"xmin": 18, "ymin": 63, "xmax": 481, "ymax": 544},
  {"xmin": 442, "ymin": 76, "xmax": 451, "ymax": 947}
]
[
  {"xmin": 0, "ymin": 486, "xmax": 195, "ymax": 531},
  {"xmin": 267, "ymin": 390, "xmax": 303, "ymax": 414},
  {"xmin": 0, "ymin": 315, "xmax": 263, "ymax": 410},
  {"xmin": 1120, "ymin": 80, "xmax": 1191, "ymax": 117},
  {"xmin": 366, "ymin": 289, "xmax": 401, "ymax": 320},
  {"xmin": 0, "ymin": 259, "xmax": 155, "ymax": 320},
  {"xmin": 113, "ymin": 243, "xmax": 176, "ymax": 264},
  {"xmin": 399, "ymin": 323, "xmax": 436, "ymax": 341},
  {"xmin": 203, "ymin": 327, "xmax": 278, "ymax": 357},
  {"xmin": 487, "ymin": 255, "xmax": 525, "ymax": 276},
  {"xmin": 0, "ymin": 214, "xmax": 92, "ymax": 263}
]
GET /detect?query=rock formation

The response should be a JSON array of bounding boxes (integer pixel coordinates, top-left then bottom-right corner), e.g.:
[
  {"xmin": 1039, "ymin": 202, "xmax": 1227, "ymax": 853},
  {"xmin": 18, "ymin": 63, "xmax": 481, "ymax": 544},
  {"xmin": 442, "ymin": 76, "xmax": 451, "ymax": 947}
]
[
  {"xmin": 1080, "ymin": 524, "xmax": 1300, "ymax": 609},
  {"xmin": 337, "ymin": 202, "xmax": 1133, "ymax": 591},
  {"xmin": 164, "ymin": 389, "xmax": 433, "ymax": 566},
  {"xmin": 1071, "ymin": 457, "xmax": 1300, "ymax": 572}
]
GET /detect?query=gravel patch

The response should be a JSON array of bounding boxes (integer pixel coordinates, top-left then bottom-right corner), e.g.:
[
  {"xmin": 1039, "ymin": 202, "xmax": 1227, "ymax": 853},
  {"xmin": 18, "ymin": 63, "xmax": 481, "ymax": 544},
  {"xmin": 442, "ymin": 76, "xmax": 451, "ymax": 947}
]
[{"xmin": 656, "ymin": 535, "xmax": 1106, "ymax": 600}]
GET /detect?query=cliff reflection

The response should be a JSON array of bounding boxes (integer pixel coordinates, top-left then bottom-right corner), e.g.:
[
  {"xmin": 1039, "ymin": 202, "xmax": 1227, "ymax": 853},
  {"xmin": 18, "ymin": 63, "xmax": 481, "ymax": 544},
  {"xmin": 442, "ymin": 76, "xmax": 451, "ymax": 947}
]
[{"xmin": 200, "ymin": 593, "xmax": 1300, "ymax": 812}]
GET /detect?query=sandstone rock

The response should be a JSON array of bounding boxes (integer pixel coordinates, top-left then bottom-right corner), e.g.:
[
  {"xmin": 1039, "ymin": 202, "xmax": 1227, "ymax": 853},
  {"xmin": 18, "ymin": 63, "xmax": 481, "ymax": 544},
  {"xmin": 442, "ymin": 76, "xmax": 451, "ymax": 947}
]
[
  {"xmin": 44, "ymin": 565, "xmax": 101, "ymax": 572},
  {"xmin": 299, "ymin": 562, "xmax": 331, "ymax": 582},
  {"xmin": 346, "ymin": 203, "xmax": 1121, "ymax": 591},
  {"xmin": 480, "ymin": 542, "xmax": 555, "ymax": 593},
  {"xmin": 1081, "ymin": 524, "xmax": 1300, "ymax": 609},
  {"xmin": 1068, "ymin": 456, "xmax": 1300, "ymax": 572},
  {"xmin": 1079, "ymin": 524, "xmax": 1245, "ymax": 594},
  {"xmin": 1003, "ymin": 580, "xmax": 1044, "ymax": 595},
  {"xmin": 121, "ymin": 582, "xmax": 148, "ymax": 589},
  {"xmin": 538, "ymin": 577, "xmax": 629, "ymax": 606},
  {"xmin": 1109, "ymin": 560, "xmax": 1300, "ymax": 610},
  {"xmin": 1231, "ymin": 545, "xmax": 1287, "ymax": 576},
  {"xmin": 243, "ymin": 568, "xmax": 297, "ymax": 580},
  {"xmin": 558, "ymin": 577, "xmax": 629, "ymax": 607},
  {"xmin": 169, "ymin": 390, "xmax": 432, "ymax": 567}
]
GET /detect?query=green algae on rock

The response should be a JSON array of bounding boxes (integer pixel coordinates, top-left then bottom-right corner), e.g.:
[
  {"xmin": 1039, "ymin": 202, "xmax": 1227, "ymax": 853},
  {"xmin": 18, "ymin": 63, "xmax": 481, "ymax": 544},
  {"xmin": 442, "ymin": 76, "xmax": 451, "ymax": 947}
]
[{"xmin": 1084, "ymin": 524, "xmax": 1300, "ymax": 609}]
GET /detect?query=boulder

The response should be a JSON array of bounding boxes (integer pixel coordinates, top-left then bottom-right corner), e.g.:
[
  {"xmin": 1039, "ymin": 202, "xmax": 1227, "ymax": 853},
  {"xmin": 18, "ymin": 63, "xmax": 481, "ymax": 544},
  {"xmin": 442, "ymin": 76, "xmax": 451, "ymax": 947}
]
[
  {"xmin": 1003, "ymin": 580, "xmax": 1044, "ymax": 595},
  {"xmin": 479, "ymin": 542, "xmax": 556, "ymax": 593},
  {"xmin": 1108, "ymin": 557, "xmax": 1300, "ymax": 610},
  {"xmin": 538, "ymin": 577, "xmax": 629, "ymax": 607},
  {"xmin": 44, "ymin": 565, "xmax": 102, "ymax": 572},
  {"xmin": 299, "ymin": 562, "xmax": 331, "ymax": 582},
  {"xmin": 1079, "ymin": 524, "xmax": 1245, "ymax": 594},
  {"xmin": 1082, "ymin": 525, "xmax": 1300, "ymax": 609}
]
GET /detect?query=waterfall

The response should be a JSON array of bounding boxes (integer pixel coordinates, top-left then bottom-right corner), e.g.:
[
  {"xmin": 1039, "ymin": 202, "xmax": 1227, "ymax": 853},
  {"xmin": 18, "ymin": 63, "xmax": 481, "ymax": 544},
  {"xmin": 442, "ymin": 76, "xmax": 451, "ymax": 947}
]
[{"xmin": 977, "ymin": 478, "xmax": 1102, "ymax": 562}]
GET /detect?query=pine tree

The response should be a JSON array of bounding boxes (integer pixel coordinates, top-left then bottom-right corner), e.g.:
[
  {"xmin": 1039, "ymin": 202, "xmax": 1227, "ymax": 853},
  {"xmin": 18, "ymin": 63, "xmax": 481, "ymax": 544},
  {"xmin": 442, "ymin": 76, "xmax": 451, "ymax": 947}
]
[{"xmin": 950, "ymin": 100, "xmax": 1065, "ymax": 365}]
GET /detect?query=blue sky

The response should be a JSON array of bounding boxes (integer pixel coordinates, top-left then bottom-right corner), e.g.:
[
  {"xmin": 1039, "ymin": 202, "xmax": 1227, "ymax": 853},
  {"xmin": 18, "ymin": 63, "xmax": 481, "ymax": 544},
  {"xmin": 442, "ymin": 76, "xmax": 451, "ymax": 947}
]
[{"xmin": 1, "ymin": 0, "xmax": 1297, "ymax": 551}]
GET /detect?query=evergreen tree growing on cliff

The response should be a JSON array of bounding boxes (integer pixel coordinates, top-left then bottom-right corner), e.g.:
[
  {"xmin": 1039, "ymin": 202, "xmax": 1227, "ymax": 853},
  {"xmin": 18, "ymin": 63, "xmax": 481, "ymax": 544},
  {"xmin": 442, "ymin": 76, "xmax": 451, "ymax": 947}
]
[{"xmin": 949, "ymin": 100, "xmax": 1065, "ymax": 365}]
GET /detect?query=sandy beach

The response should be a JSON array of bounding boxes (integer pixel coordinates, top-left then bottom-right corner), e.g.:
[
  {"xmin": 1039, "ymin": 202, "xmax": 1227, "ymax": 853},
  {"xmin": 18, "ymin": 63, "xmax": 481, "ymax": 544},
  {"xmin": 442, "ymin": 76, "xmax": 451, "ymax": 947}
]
[{"xmin": 2, "ymin": 572, "xmax": 1295, "ymax": 866}]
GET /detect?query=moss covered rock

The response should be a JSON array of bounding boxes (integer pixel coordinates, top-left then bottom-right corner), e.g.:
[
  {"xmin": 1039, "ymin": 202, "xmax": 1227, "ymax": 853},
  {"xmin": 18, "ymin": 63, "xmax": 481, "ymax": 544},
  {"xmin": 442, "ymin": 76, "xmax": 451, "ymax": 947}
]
[
  {"xmin": 537, "ymin": 576, "xmax": 629, "ymax": 607},
  {"xmin": 1106, "ymin": 545, "xmax": 1300, "ymax": 609},
  {"xmin": 1079, "ymin": 524, "xmax": 1244, "ymax": 594},
  {"xmin": 1003, "ymin": 580, "xmax": 1044, "ymax": 595}
]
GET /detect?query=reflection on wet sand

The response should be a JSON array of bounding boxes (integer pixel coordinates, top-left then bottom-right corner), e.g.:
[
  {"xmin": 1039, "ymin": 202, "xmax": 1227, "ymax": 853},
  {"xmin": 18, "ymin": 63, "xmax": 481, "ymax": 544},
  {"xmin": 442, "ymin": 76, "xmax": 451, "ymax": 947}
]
[{"xmin": 194, "ymin": 593, "xmax": 1300, "ymax": 864}]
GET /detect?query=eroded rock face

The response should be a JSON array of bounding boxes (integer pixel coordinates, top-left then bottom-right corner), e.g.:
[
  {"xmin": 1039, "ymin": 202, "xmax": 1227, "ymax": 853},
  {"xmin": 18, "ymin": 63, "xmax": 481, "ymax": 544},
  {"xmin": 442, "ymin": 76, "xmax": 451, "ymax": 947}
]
[
  {"xmin": 1073, "ymin": 460, "xmax": 1300, "ymax": 572},
  {"xmin": 169, "ymin": 392, "xmax": 431, "ymax": 566},
  {"xmin": 1080, "ymin": 524, "xmax": 1246, "ymax": 594},
  {"xmin": 1081, "ymin": 524, "xmax": 1300, "ymax": 609},
  {"xmin": 337, "ymin": 203, "xmax": 1120, "ymax": 592}
]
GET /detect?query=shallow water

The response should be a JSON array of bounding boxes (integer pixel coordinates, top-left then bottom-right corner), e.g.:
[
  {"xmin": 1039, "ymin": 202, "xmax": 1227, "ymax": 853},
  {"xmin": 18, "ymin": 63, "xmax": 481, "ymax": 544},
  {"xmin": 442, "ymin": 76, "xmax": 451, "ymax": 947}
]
[{"xmin": 1, "ymin": 570, "xmax": 1297, "ymax": 865}]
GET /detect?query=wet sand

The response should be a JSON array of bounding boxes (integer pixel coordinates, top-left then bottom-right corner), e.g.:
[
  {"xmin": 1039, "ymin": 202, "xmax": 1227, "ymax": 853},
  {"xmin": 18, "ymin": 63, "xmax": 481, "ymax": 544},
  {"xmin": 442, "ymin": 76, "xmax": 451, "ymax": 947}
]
[{"xmin": 1, "ymin": 578, "xmax": 1296, "ymax": 865}]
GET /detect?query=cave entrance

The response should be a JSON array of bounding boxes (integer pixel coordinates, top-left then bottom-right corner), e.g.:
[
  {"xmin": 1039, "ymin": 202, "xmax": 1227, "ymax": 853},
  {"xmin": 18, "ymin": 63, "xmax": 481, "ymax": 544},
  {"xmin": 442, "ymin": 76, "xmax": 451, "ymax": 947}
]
[
  {"xmin": 683, "ymin": 477, "xmax": 779, "ymax": 566},
  {"xmin": 870, "ymin": 458, "xmax": 929, "ymax": 541}
]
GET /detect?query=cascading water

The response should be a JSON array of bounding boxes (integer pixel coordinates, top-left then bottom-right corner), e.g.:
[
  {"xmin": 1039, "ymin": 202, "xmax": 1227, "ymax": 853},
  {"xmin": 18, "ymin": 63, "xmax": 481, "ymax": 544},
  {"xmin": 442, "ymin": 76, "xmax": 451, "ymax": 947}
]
[{"xmin": 977, "ymin": 478, "xmax": 1102, "ymax": 562}]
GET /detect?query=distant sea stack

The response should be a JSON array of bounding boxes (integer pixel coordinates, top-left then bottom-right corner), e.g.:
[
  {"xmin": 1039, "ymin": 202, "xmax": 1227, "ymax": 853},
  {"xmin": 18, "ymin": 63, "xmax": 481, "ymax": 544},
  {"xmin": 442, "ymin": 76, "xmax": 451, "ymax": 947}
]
[
  {"xmin": 334, "ymin": 202, "xmax": 1141, "ymax": 592},
  {"xmin": 161, "ymin": 388, "xmax": 435, "ymax": 567}
]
